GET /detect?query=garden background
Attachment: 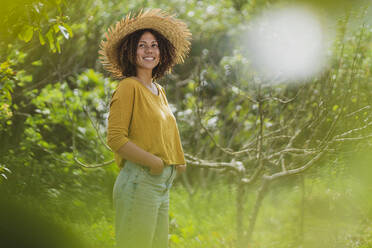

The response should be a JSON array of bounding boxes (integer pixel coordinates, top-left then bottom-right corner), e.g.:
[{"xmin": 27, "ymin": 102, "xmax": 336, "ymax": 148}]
[{"xmin": 1, "ymin": 0, "xmax": 372, "ymax": 247}]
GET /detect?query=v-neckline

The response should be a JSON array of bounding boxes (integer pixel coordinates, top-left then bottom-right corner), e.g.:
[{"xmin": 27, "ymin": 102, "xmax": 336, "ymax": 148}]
[{"xmin": 130, "ymin": 77, "xmax": 159, "ymax": 97}]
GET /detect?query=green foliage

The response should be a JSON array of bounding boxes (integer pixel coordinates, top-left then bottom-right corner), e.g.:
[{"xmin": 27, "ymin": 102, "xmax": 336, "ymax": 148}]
[
  {"xmin": 0, "ymin": 0, "xmax": 371, "ymax": 247},
  {"xmin": 0, "ymin": 0, "xmax": 73, "ymax": 53},
  {"xmin": 0, "ymin": 163, "xmax": 11, "ymax": 181},
  {"xmin": 13, "ymin": 161, "xmax": 371, "ymax": 248},
  {"xmin": 169, "ymin": 182, "xmax": 237, "ymax": 247},
  {"xmin": 0, "ymin": 60, "xmax": 15, "ymax": 126}
]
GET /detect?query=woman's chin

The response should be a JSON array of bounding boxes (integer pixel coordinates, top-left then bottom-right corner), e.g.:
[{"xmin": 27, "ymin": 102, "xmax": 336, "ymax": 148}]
[{"xmin": 138, "ymin": 63, "xmax": 159, "ymax": 71}]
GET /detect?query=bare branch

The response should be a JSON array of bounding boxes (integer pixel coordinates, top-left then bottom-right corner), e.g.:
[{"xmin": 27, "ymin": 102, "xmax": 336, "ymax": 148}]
[
  {"xmin": 35, "ymin": 143, "xmax": 113, "ymax": 168},
  {"xmin": 241, "ymin": 87, "xmax": 266, "ymax": 185},
  {"xmin": 184, "ymin": 153, "xmax": 243, "ymax": 172},
  {"xmin": 194, "ymin": 103, "xmax": 236, "ymax": 155},
  {"xmin": 280, "ymin": 157, "xmax": 286, "ymax": 172},
  {"xmin": 73, "ymin": 157, "xmax": 114, "ymax": 168},
  {"xmin": 265, "ymin": 147, "xmax": 317, "ymax": 160},
  {"xmin": 333, "ymin": 134, "xmax": 372, "ymax": 142},
  {"xmin": 226, "ymin": 82, "xmax": 258, "ymax": 104},
  {"xmin": 264, "ymin": 85, "xmax": 304, "ymax": 103},
  {"xmin": 82, "ymin": 105, "xmax": 112, "ymax": 151},
  {"xmin": 345, "ymin": 105, "xmax": 371, "ymax": 117},
  {"xmin": 263, "ymin": 145, "xmax": 326, "ymax": 181},
  {"xmin": 333, "ymin": 120, "xmax": 372, "ymax": 140}
]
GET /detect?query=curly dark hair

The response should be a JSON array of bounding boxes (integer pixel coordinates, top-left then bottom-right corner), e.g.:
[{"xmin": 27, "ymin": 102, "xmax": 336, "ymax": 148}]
[{"xmin": 117, "ymin": 28, "xmax": 176, "ymax": 80}]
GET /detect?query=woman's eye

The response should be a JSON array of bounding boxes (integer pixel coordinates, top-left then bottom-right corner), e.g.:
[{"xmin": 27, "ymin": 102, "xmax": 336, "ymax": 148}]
[{"xmin": 138, "ymin": 43, "xmax": 158, "ymax": 48}]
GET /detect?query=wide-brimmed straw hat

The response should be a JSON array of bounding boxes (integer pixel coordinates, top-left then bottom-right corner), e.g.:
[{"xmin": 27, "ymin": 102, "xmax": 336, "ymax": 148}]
[{"xmin": 98, "ymin": 8, "xmax": 192, "ymax": 79}]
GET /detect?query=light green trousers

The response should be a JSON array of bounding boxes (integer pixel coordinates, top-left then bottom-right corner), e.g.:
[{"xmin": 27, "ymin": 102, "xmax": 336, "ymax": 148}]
[{"xmin": 113, "ymin": 160, "xmax": 177, "ymax": 248}]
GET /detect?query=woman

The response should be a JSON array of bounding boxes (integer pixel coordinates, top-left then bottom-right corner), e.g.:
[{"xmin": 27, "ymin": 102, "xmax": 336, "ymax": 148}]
[{"xmin": 98, "ymin": 9, "xmax": 192, "ymax": 248}]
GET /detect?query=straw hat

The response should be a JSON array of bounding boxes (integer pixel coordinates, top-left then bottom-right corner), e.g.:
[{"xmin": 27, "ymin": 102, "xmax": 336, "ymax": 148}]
[{"xmin": 98, "ymin": 8, "xmax": 192, "ymax": 79}]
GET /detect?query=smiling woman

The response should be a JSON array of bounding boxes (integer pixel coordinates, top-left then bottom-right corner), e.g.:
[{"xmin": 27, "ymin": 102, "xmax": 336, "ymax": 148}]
[
  {"xmin": 116, "ymin": 28, "xmax": 177, "ymax": 80},
  {"xmin": 136, "ymin": 32, "xmax": 160, "ymax": 71},
  {"xmin": 98, "ymin": 8, "xmax": 191, "ymax": 248}
]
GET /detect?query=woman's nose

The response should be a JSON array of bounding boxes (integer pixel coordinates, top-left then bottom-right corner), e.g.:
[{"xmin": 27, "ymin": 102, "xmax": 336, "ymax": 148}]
[{"xmin": 144, "ymin": 46, "xmax": 152, "ymax": 53}]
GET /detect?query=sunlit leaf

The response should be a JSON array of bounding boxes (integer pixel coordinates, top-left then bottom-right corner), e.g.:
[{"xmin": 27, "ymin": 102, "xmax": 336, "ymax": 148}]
[
  {"xmin": 58, "ymin": 24, "xmax": 69, "ymax": 39},
  {"xmin": 38, "ymin": 31, "xmax": 46, "ymax": 45},
  {"xmin": 31, "ymin": 60, "xmax": 43, "ymax": 66},
  {"xmin": 56, "ymin": 39, "xmax": 61, "ymax": 53},
  {"xmin": 53, "ymin": 24, "xmax": 60, "ymax": 33},
  {"xmin": 63, "ymin": 23, "xmax": 73, "ymax": 38},
  {"xmin": 46, "ymin": 28, "xmax": 56, "ymax": 52},
  {"xmin": 18, "ymin": 25, "xmax": 34, "ymax": 42}
]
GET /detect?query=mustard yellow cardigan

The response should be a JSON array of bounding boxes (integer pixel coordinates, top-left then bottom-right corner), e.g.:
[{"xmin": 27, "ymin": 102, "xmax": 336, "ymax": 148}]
[{"xmin": 107, "ymin": 77, "xmax": 186, "ymax": 168}]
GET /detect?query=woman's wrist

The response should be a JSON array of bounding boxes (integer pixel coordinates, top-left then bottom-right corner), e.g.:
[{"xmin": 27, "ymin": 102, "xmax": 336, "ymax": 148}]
[{"xmin": 161, "ymin": 158, "xmax": 166, "ymax": 166}]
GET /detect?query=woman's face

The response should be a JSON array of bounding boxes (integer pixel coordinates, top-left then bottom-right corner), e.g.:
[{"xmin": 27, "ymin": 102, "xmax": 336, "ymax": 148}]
[{"xmin": 135, "ymin": 31, "xmax": 160, "ymax": 71}]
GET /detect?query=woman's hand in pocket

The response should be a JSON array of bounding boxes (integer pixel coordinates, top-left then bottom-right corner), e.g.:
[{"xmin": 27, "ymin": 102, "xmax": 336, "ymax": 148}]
[{"xmin": 149, "ymin": 157, "xmax": 165, "ymax": 175}]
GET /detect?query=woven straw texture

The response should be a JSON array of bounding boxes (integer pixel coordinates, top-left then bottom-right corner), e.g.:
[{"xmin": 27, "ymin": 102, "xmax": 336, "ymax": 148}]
[{"xmin": 98, "ymin": 8, "xmax": 192, "ymax": 79}]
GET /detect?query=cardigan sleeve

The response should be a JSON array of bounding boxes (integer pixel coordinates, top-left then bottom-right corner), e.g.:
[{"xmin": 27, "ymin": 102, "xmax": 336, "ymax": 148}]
[{"xmin": 107, "ymin": 81, "xmax": 135, "ymax": 152}]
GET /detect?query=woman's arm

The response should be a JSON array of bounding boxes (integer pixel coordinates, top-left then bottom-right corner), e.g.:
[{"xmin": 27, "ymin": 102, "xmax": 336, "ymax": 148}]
[{"xmin": 117, "ymin": 141, "xmax": 164, "ymax": 174}]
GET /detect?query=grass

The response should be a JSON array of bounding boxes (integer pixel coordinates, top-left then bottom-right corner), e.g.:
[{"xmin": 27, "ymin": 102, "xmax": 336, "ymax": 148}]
[{"xmin": 10, "ymin": 168, "xmax": 371, "ymax": 248}]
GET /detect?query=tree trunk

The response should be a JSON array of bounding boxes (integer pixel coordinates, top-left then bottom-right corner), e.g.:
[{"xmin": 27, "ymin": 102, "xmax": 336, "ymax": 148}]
[
  {"xmin": 236, "ymin": 180, "xmax": 246, "ymax": 248},
  {"xmin": 245, "ymin": 178, "xmax": 270, "ymax": 244},
  {"xmin": 299, "ymin": 174, "xmax": 305, "ymax": 245}
]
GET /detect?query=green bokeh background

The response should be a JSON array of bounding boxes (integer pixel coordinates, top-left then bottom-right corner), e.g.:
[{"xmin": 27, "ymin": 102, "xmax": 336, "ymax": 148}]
[{"xmin": 1, "ymin": 0, "xmax": 371, "ymax": 247}]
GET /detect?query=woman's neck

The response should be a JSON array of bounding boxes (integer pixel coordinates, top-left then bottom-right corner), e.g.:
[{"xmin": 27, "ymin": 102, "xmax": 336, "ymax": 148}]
[{"xmin": 135, "ymin": 68, "xmax": 153, "ymax": 87}]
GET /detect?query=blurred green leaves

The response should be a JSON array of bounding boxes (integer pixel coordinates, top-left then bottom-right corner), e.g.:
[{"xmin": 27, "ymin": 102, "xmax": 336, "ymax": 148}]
[
  {"xmin": 18, "ymin": 25, "xmax": 35, "ymax": 43},
  {"xmin": 0, "ymin": 164, "xmax": 11, "ymax": 181},
  {"xmin": 0, "ymin": 1, "xmax": 371, "ymax": 247},
  {"xmin": 0, "ymin": 192, "xmax": 89, "ymax": 248},
  {"xmin": 0, "ymin": 60, "xmax": 16, "ymax": 128},
  {"xmin": 1, "ymin": 0, "xmax": 73, "ymax": 53}
]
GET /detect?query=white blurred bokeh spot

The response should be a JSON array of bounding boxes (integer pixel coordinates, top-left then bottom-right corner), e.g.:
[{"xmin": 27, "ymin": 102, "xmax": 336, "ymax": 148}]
[{"xmin": 245, "ymin": 5, "xmax": 331, "ymax": 84}]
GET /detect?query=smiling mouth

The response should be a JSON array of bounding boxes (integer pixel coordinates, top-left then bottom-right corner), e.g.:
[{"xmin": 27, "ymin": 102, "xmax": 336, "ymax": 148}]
[{"xmin": 143, "ymin": 57, "xmax": 155, "ymax": 61}]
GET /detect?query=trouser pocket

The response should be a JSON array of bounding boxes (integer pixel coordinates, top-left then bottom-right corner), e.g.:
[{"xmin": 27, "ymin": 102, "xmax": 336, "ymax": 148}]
[
  {"xmin": 166, "ymin": 165, "xmax": 177, "ymax": 188},
  {"xmin": 113, "ymin": 163, "xmax": 143, "ymax": 207}
]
